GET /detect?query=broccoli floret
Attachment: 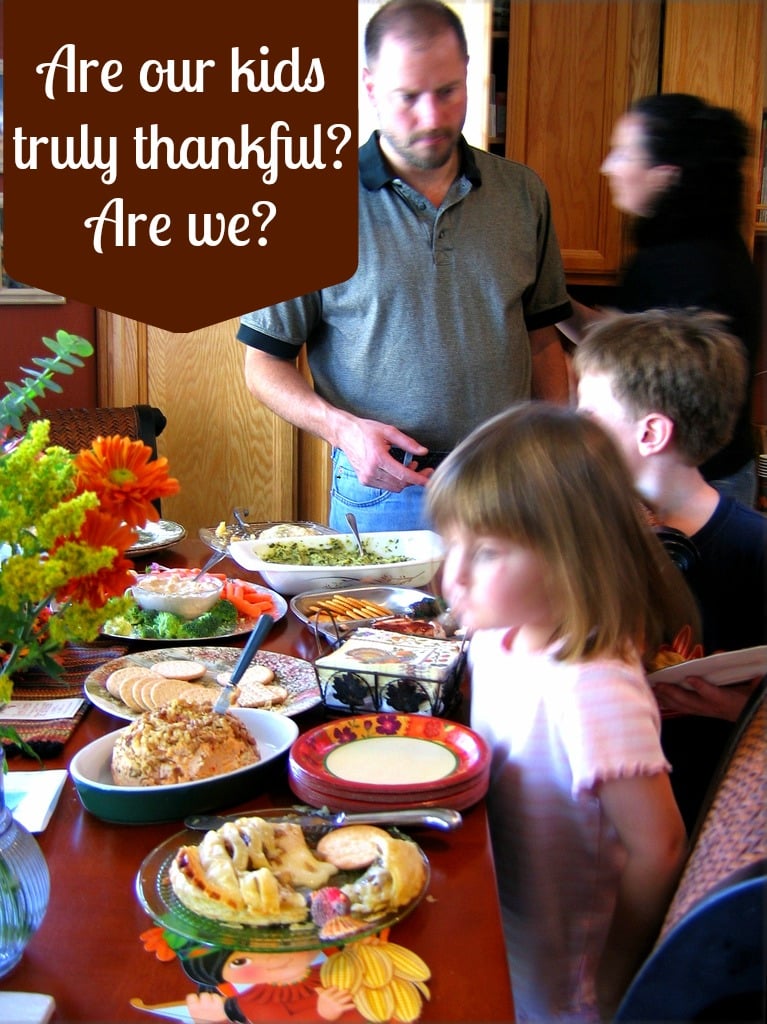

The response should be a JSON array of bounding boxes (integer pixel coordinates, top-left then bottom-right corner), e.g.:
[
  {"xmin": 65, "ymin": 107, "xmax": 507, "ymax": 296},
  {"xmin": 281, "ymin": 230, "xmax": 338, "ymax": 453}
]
[
  {"xmin": 213, "ymin": 598, "xmax": 239, "ymax": 630},
  {"xmin": 181, "ymin": 612, "xmax": 219, "ymax": 639},
  {"xmin": 116, "ymin": 597, "xmax": 239, "ymax": 639},
  {"xmin": 132, "ymin": 611, "xmax": 164, "ymax": 639},
  {"xmin": 179, "ymin": 599, "xmax": 238, "ymax": 638},
  {"xmin": 103, "ymin": 615, "xmax": 133, "ymax": 636},
  {"xmin": 124, "ymin": 604, "xmax": 155, "ymax": 630},
  {"xmin": 153, "ymin": 611, "xmax": 186, "ymax": 640},
  {"xmin": 116, "ymin": 604, "xmax": 172, "ymax": 639}
]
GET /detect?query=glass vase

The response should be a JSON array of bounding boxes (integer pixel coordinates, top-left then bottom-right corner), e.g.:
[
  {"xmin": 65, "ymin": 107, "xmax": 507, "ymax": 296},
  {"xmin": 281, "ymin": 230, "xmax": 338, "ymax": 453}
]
[{"xmin": 0, "ymin": 746, "xmax": 51, "ymax": 978}]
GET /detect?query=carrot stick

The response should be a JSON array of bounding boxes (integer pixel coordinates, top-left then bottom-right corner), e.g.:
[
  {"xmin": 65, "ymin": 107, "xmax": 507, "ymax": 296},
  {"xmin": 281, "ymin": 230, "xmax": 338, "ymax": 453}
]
[{"xmin": 221, "ymin": 580, "xmax": 276, "ymax": 618}]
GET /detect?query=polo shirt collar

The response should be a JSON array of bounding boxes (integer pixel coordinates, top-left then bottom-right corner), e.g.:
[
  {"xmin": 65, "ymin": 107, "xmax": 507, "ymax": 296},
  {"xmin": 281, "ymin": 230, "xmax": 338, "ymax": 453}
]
[{"xmin": 359, "ymin": 131, "xmax": 482, "ymax": 191}]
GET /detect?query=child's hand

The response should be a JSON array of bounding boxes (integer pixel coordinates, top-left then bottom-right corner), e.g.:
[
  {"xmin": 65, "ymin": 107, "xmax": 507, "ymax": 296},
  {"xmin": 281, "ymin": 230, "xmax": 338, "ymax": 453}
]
[
  {"xmin": 185, "ymin": 991, "xmax": 228, "ymax": 1023},
  {"xmin": 654, "ymin": 675, "xmax": 758, "ymax": 722},
  {"xmin": 316, "ymin": 985, "xmax": 357, "ymax": 1020}
]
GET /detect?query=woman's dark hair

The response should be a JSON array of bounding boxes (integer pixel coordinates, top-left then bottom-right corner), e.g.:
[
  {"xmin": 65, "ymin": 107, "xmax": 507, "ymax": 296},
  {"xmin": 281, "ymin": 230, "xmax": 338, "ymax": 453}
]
[{"xmin": 629, "ymin": 93, "xmax": 750, "ymax": 239}]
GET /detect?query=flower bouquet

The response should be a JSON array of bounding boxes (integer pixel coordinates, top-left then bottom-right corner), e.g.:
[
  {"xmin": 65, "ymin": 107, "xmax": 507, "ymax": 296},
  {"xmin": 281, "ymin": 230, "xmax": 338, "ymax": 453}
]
[{"xmin": 0, "ymin": 331, "xmax": 179, "ymax": 703}]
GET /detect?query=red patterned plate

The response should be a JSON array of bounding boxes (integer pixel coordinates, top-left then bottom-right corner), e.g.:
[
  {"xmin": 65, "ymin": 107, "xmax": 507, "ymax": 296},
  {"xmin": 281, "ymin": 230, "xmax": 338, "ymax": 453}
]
[
  {"xmin": 288, "ymin": 768, "xmax": 490, "ymax": 812},
  {"xmin": 288, "ymin": 713, "xmax": 490, "ymax": 795},
  {"xmin": 289, "ymin": 756, "xmax": 490, "ymax": 800}
]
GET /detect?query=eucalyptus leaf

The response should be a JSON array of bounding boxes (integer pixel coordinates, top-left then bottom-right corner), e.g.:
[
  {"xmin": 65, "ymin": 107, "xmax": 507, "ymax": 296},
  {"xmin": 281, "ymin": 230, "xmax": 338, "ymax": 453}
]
[{"xmin": 0, "ymin": 331, "xmax": 94, "ymax": 432}]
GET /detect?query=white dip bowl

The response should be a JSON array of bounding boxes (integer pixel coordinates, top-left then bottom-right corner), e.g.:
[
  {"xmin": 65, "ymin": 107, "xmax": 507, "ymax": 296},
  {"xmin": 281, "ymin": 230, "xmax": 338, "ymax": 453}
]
[{"xmin": 131, "ymin": 570, "xmax": 224, "ymax": 619}]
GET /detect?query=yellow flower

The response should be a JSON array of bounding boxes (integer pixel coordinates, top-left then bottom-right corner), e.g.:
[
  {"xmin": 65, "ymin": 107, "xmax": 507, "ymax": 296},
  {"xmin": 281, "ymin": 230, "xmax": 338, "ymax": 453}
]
[
  {"xmin": 53, "ymin": 509, "xmax": 136, "ymax": 608},
  {"xmin": 0, "ymin": 421, "xmax": 179, "ymax": 694}
]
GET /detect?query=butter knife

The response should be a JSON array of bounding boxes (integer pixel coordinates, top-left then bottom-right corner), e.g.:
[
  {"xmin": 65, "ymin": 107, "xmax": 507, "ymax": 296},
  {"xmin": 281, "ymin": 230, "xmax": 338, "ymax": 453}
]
[
  {"xmin": 213, "ymin": 613, "xmax": 274, "ymax": 713},
  {"xmin": 184, "ymin": 806, "xmax": 463, "ymax": 832}
]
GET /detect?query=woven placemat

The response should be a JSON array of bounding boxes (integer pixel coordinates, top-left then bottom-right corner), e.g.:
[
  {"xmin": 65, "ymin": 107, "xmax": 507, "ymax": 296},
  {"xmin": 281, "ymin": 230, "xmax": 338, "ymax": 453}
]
[{"xmin": 3, "ymin": 640, "xmax": 129, "ymax": 756}]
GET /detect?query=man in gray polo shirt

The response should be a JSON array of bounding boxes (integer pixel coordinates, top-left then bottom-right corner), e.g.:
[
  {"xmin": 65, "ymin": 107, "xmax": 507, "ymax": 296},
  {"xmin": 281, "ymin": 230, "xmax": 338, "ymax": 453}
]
[{"xmin": 237, "ymin": 0, "xmax": 572, "ymax": 532}]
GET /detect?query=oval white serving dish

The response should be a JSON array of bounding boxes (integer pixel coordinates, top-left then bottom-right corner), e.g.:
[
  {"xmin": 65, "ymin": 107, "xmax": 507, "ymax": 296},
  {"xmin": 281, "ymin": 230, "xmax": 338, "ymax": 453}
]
[
  {"xmin": 229, "ymin": 530, "xmax": 444, "ymax": 596},
  {"xmin": 69, "ymin": 708, "xmax": 299, "ymax": 824}
]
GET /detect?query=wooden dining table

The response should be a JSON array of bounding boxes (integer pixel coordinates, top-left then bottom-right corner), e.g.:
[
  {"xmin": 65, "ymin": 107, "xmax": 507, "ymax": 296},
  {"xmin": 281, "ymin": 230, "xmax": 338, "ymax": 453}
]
[{"xmin": 0, "ymin": 538, "xmax": 515, "ymax": 1024}]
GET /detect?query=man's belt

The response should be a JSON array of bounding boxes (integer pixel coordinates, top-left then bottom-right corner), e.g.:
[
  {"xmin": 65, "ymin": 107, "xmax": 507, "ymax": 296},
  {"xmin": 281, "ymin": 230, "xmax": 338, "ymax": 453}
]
[{"xmin": 389, "ymin": 447, "xmax": 452, "ymax": 472}]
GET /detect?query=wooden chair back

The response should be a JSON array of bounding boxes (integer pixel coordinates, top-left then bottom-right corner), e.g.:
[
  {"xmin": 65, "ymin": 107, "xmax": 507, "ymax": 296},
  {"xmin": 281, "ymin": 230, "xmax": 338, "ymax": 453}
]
[
  {"xmin": 28, "ymin": 404, "xmax": 168, "ymax": 514},
  {"xmin": 616, "ymin": 680, "xmax": 767, "ymax": 1022},
  {"xmin": 37, "ymin": 405, "xmax": 166, "ymax": 458}
]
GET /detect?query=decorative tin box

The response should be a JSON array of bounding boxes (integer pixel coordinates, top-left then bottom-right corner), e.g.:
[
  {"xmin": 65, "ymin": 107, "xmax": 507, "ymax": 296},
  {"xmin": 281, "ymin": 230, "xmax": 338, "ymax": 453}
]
[{"xmin": 314, "ymin": 627, "xmax": 466, "ymax": 716}]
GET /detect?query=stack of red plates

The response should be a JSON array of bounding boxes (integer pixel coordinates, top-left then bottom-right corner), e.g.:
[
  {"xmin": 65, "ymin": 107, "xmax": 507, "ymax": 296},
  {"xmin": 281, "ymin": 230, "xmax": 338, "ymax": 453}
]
[{"xmin": 288, "ymin": 713, "xmax": 490, "ymax": 812}]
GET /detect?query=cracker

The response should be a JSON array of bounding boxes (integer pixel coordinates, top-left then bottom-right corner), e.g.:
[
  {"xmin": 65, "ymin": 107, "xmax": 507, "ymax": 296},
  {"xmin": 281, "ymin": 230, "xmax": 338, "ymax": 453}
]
[
  {"xmin": 130, "ymin": 675, "xmax": 157, "ymax": 712},
  {"xmin": 234, "ymin": 680, "xmax": 289, "ymax": 708},
  {"xmin": 106, "ymin": 665, "xmax": 145, "ymax": 699},
  {"xmin": 119, "ymin": 679, "xmax": 148, "ymax": 711},
  {"xmin": 108, "ymin": 667, "xmax": 157, "ymax": 710},
  {"xmin": 216, "ymin": 665, "xmax": 275, "ymax": 687},
  {"xmin": 307, "ymin": 595, "xmax": 391, "ymax": 623},
  {"xmin": 134, "ymin": 674, "xmax": 165, "ymax": 711},
  {"xmin": 176, "ymin": 683, "xmax": 217, "ymax": 706},
  {"xmin": 144, "ymin": 676, "xmax": 200, "ymax": 709},
  {"xmin": 153, "ymin": 659, "xmax": 207, "ymax": 680},
  {"xmin": 315, "ymin": 825, "xmax": 392, "ymax": 870}
]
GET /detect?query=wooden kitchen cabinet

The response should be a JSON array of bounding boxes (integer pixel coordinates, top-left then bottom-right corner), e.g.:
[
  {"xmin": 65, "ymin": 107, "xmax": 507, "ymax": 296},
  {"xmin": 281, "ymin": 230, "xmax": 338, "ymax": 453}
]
[
  {"xmin": 661, "ymin": 0, "xmax": 764, "ymax": 250},
  {"xmin": 662, "ymin": 1, "xmax": 762, "ymax": 127},
  {"xmin": 500, "ymin": 0, "xmax": 661, "ymax": 282},
  {"xmin": 495, "ymin": 0, "xmax": 763, "ymax": 280},
  {"xmin": 97, "ymin": 313, "xmax": 333, "ymax": 534}
]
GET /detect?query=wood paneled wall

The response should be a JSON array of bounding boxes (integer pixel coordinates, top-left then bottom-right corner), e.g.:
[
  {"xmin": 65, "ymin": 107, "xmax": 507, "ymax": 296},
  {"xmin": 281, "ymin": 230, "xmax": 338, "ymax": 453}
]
[
  {"xmin": 662, "ymin": 0, "xmax": 764, "ymax": 248},
  {"xmin": 98, "ymin": 314, "xmax": 305, "ymax": 535}
]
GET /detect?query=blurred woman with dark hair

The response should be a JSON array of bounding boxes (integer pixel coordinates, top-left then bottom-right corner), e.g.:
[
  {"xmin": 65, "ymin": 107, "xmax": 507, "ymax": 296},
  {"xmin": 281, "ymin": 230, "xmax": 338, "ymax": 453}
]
[{"xmin": 560, "ymin": 94, "xmax": 760, "ymax": 506}]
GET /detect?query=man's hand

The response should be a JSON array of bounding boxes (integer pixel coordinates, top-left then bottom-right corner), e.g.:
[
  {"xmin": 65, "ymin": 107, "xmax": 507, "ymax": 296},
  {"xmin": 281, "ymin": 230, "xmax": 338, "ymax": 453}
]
[
  {"xmin": 334, "ymin": 414, "xmax": 433, "ymax": 492},
  {"xmin": 243, "ymin": 348, "xmax": 434, "ymax": 493}
]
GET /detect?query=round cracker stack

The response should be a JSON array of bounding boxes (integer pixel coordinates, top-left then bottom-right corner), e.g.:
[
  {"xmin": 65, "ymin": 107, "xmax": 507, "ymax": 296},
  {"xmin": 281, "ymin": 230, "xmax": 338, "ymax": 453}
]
[
  {"xmin": 104, "ymin": 657, "xmax": 290, "ymax": 713},
  {"xmin": 105, "ymin": 665, "xmax": 151, "ymax": 700},
  {"xmin": 106, "ymin": 666, "xmax": 164, "ymax": 712},
  {"xmin": 104, "ymin": 664, "xmax": 217, "ymax": 713}
]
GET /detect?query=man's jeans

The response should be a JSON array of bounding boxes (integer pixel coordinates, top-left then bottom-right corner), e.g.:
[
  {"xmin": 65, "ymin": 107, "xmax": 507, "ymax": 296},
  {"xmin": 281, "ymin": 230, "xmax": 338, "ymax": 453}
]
[{"xmin": 328, "ymin": 448, "xmax": 432, "ymax": 533}]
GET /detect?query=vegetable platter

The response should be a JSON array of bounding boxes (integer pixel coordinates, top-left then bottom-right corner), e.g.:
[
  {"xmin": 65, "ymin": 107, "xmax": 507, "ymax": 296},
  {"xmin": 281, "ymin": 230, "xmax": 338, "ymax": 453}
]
[{"xmin": 103, "ymin": 566, "xmax": 287, "ymax": 642}]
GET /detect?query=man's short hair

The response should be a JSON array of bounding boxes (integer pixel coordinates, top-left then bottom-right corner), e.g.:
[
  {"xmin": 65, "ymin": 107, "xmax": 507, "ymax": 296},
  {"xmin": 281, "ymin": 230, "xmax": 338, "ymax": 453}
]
[
  {"xmin": 574, "ymin": 308, "xmax": 748, "ymax": 466},
  {"xmin": 365, "ymin": 0, "xmax": 469, "ymax": 65}
]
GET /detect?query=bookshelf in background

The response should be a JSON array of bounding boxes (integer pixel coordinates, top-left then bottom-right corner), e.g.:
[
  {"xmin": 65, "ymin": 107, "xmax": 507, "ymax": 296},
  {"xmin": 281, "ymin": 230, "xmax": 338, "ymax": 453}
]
[
  {"xmin": 753, "ymin": 109, "xmax": 766, "ymax": 451},
  {"xmin": 488, "ymin": 1, "xmax": 509, "ymax": 154},
  {"xmin": 757, "ymin": 109, "xmax": 767, "ymax": 234}
]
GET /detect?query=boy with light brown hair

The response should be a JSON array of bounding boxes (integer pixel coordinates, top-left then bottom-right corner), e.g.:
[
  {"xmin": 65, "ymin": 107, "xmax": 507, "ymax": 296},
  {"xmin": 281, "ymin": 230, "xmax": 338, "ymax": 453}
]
[{"xmin": 574, "ymin": 307, "xmax": 766, "ymax": 829}]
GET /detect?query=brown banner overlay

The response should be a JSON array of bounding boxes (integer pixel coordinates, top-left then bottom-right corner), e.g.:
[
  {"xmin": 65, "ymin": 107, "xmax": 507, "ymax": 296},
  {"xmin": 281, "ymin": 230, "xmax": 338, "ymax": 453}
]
[{"xmin": 3, "ymin": 0, "xmax": 359, "ymax": 331}]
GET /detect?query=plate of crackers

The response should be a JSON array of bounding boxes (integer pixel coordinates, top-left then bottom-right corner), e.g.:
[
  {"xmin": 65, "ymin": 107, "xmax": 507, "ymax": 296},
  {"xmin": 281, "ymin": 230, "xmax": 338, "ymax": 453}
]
[
  {"xmin": 84, "ymin": 647, "xmax": 322, "ymax": 721},
  {"xmin": 290, "ymin": 586, "xmax": 447, "ymax": 642}
]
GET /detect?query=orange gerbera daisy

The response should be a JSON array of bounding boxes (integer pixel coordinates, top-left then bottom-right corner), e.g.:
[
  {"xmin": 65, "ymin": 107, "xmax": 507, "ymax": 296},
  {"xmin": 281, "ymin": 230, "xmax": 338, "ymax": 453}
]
[
  {"xmin": 74, "ymin": 435, "xmax": 180, "ymax": 529},
  {"xmin": 139, "ymin": 927, "xmax": 179, "ymax": 962},
  {"xmin": 54, "ymin": 509, "xmax": 137, "ymax": 607}
]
